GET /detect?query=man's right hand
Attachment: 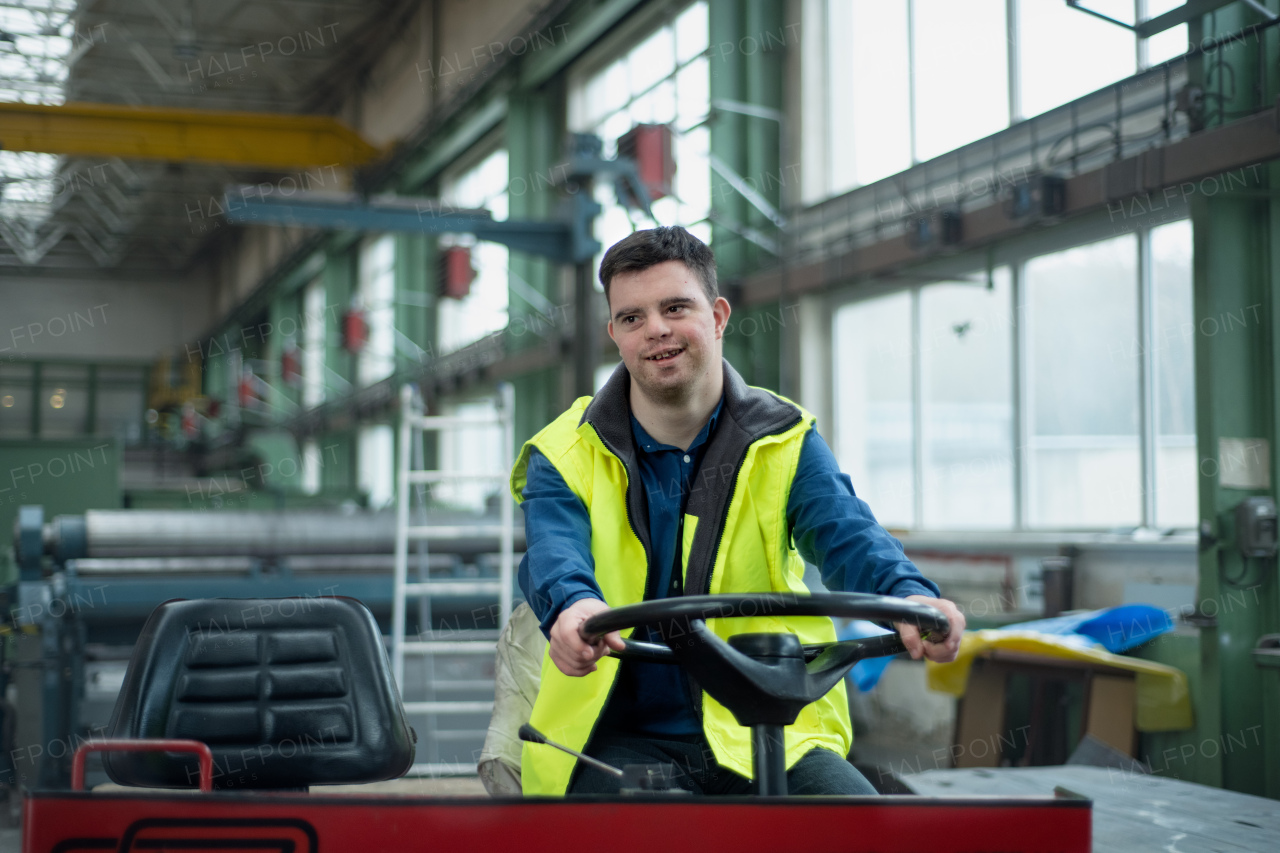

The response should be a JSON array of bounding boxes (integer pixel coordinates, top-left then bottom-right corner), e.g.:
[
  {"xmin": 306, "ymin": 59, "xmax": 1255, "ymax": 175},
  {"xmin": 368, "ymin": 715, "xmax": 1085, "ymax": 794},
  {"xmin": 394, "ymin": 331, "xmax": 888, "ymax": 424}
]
[{"xmin": 550, "ymin": 598, "xmax": 625, "ymax": 676}]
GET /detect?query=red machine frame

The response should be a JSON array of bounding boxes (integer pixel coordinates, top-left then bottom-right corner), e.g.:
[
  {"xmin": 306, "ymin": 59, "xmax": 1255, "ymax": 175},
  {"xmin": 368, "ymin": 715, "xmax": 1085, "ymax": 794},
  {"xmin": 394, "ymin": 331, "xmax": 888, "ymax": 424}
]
[{"xmin": 23, "ymin": 740, "xmax": 1092, "ymax": 853}]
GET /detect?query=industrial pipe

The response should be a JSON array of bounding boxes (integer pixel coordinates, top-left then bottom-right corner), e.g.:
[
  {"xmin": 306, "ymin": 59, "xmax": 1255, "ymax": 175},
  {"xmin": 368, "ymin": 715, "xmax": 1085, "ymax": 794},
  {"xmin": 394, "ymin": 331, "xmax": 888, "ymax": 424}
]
[{"xmin": 14, "ymin": 508, "xmax": 523, "ymax": 568}]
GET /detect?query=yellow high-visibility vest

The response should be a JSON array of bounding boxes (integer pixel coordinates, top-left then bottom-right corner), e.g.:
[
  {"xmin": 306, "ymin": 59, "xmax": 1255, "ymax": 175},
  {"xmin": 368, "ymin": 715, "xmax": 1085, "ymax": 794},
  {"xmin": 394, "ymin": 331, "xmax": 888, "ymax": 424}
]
[{"xmin": 509, "ymin": 362, "xmax": 852, "ymax": 796}]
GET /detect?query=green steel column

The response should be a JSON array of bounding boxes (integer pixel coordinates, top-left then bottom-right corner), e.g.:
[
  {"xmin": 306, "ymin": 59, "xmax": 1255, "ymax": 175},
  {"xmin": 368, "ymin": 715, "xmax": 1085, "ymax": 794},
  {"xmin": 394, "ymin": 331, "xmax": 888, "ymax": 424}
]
[
  {"xmin": 204, "ymin": 346, "xmax": 225, "ymax": 409},
  {"xmin": 395, "ymin": 233, "xmax": 433, "ymax": 370},
  {"xmin": 85, "ymin": 363, "xmax": 97, "ymax": 435},
  {"xmin": 30, "ymin": 361, "xmax": 41, "ymax": 437},
  {"xmin": 267, "ymin": 293, "xmax": 297, "ymax": 420},
  {"xmin": 1191, "ymin": 3, "xmax": 1279, "ymax": 798},
  {"xmin": 507, "ymin": 80, "xmax": 569, "ymax": 443},
  {"xmin": 324, "ymin": 245, "xmax": 356, "ymax": 391},
  {"xmin": 322, "ymin": 245, "xmax": 358, "ymax": 491},
  {"xmin": 709, "ymin": 0, "xmax": 748, "ymax": 276},
  {"xmin": 395, "ymin": 231, "xmax": 438, "ymax": 470},
  {"xmin": 709, "ymin": 0, "xmax": 786, "ymax": 390}
]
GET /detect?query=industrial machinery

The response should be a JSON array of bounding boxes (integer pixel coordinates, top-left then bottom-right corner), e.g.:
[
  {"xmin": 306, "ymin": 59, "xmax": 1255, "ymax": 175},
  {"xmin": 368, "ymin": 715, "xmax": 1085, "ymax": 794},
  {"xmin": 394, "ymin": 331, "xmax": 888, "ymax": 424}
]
[
  {"xmin": 7, "ymin": 504, "xmax": 522, "ymax": 791},
  {"xmin": 21, "ymin": 593, "xmax": 1092, "ymax": 853}
]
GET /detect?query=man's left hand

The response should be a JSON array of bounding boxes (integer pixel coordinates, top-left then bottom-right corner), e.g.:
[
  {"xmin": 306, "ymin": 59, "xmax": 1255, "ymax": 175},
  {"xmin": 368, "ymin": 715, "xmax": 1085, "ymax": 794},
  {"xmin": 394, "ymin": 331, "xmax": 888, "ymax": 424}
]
[{"xmin": 895, "ymin": 595, "xmax": 965, "ymax": 663}]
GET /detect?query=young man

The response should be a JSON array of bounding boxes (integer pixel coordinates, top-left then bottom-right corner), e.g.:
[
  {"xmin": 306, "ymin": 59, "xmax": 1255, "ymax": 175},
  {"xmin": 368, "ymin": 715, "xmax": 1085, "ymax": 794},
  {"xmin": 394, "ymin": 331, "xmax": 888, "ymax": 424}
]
[{"xmin": 510, "ymin": 226, "xmax": 965, "ymax": 796}]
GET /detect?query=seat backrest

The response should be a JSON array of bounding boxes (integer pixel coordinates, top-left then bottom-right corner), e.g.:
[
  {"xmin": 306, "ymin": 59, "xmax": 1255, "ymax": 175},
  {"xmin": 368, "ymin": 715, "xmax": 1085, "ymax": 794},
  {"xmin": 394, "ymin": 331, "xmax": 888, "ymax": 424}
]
[{"xmin": 105, "ymin": 597, "xmax": 414, "ymax": 789}]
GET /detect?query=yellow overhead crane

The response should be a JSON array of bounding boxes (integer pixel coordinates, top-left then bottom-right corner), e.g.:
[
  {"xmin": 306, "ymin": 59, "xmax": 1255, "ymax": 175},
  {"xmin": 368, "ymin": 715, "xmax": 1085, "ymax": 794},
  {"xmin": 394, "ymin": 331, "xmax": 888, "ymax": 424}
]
[{"xmin": 0, "ymin": 101, "xmax": 381, "ymax": 170}]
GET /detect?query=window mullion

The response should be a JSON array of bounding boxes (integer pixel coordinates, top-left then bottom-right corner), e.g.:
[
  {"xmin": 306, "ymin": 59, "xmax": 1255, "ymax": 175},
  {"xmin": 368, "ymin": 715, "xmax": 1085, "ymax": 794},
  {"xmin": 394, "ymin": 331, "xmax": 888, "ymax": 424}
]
[
  {"xmin": 912, "ymin": 286, "xmax": 924, "ymax": 529},
  {"xmin": 1012, "ymin": 260, "xmax": 1027, "ymax": 530},
  {"xmin": 907, "ymin": 0, "xmax": 919, "ymax": 165},
  {"xmin": 1007, "ymin": 0, "xmax": 1021, "ymax": 123},
  {"xmin": 1139, "ymin": 227, "xmax": 1157, "ymax": 527},
  {"xmin": 1135, "ymin": 0, "xmax": 1148, "ymax": 71}
]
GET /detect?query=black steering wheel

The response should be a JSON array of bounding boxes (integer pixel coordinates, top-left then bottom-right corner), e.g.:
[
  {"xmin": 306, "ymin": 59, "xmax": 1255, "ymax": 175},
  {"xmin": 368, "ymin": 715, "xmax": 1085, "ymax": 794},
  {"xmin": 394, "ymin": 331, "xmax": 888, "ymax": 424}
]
[{"xmin": 580, "ymin": 592, "xmax": 949, "ymax": 796}]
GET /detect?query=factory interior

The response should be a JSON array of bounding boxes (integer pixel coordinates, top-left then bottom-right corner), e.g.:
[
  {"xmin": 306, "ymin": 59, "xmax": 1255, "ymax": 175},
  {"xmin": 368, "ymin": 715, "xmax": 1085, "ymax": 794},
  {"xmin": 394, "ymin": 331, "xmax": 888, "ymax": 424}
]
[{"xmin": 2, "ymin": 0, "xmax": 1280, "ymax": 848}]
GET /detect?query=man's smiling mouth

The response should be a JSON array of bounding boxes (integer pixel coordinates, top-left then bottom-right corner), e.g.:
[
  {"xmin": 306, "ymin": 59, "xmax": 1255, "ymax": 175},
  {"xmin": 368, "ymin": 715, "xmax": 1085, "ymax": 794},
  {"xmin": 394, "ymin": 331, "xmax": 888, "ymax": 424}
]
[{"xmin": 646, "ymin": 348, "xmax": 684, "ymax": 362}]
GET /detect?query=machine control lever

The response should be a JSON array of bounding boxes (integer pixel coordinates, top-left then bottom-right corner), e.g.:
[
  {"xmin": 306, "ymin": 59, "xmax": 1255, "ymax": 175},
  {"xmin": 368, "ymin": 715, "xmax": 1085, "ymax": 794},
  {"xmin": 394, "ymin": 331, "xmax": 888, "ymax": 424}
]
[
  {"xmin": 518, "ymin": 724, "xmax": 687, "ymax": 794},
  {"xmin": 518, "ymin": 724, "xmax": 623, "ymax": 778}
]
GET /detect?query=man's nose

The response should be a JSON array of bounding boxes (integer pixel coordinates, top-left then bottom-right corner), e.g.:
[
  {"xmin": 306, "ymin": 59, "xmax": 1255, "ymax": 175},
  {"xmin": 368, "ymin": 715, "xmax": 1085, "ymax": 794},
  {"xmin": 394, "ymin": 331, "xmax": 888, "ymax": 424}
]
[{"xmin": 647, "ymin": 310, "xmax": 672, "ymax": 337}]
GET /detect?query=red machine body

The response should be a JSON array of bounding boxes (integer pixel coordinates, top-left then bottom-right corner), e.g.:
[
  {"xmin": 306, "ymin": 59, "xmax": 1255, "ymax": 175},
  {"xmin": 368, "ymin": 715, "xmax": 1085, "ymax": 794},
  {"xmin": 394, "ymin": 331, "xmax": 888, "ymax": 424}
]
[
  {"xmin": 25, "ymin": 789, "xmax": 1091, "ymax": 853},
  {"xmin": 25, "ymin": 602, "xmax": 1091, "ymax": 853},
  {"xmin": 22, "ymin": 738, "xmax": 1091, "ymax": 853}
]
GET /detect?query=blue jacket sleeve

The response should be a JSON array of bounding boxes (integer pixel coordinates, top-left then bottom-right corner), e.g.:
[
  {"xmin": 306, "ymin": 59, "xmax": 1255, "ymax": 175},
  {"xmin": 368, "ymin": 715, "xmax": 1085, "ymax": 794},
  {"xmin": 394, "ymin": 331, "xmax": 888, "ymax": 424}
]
[
  {"xmin": 787, "ymin": 428, "xmax": 940, "ymax": 600},
  {"xmin": 517, "ymin": 448, "xmax": 605, "ymax": 637}
]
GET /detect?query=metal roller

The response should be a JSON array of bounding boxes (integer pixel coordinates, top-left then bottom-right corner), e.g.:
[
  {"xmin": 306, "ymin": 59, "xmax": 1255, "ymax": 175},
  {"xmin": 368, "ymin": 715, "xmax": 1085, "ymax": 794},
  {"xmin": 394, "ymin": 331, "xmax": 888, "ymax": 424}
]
[
  {"xmin": 64, "ymin": 509, "xmax": 397, "ymax": 558},
  {"xmin": 15, "ymin": 508, "xmax": 524, "ymax": 566}
]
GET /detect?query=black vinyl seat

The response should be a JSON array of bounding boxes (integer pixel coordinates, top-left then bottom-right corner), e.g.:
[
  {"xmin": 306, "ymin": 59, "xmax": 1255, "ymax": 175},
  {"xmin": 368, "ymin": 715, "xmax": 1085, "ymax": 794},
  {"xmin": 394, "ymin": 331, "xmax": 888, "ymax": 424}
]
[{"xmin": 105, "ymin": 597, "xmax": 415, "ymax": 790}]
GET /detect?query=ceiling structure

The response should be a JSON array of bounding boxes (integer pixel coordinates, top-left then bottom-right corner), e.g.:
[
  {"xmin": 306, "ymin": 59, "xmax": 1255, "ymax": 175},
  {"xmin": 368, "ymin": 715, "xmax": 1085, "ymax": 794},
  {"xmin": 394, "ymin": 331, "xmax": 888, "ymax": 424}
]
[{"xmin": 0, "ymin": 0, "xmax": 413, "ymax": 274}]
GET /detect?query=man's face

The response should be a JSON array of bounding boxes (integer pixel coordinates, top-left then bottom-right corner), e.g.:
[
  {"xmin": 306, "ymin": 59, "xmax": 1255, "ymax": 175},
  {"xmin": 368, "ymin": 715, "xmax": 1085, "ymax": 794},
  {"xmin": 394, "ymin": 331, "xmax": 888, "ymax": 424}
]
[{"xmin": 607, "ymin": 260, "xmax": 730, "ymax": 403}]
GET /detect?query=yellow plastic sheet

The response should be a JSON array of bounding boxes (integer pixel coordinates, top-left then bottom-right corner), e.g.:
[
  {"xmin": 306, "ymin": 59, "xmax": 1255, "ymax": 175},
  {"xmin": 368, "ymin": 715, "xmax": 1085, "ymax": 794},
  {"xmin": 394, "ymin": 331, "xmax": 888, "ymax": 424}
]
[{"xmin": 925, "ymin": 630, "xmax": 1193, "ymax": 732}]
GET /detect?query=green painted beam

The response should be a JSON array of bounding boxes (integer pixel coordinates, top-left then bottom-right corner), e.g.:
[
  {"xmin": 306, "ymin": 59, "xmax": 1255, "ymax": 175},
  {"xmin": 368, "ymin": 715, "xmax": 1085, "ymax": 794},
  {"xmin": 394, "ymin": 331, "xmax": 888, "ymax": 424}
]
[
  {"xmin": 520, "ymin": 0, "xmax": 646, "ymax": 89},
  {"xmin": 398, "ymin": 96, "xmax": 507, "ymax": 193},
  {"xmin": 1134, "ymin": 0, "xmax": 1233, "ymax": 39}
]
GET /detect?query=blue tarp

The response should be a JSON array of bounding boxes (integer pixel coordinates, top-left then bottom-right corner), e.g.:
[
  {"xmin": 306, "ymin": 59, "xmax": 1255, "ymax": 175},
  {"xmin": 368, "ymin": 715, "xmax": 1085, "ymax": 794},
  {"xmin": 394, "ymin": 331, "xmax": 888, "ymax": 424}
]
[
  {"xmin": 1000, "ymin": 604, "xmax": 1175, "ymax": 653},
  {"xmin": 840, "ymin": 603, "xmax": 1175, "ymax": 692}
]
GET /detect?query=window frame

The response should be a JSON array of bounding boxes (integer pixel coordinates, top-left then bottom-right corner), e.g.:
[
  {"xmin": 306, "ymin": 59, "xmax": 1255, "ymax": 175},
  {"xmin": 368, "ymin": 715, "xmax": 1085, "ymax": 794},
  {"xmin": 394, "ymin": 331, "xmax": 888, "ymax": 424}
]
[
  {"xmin": 829, "ymin": 205, "xmax": 1192, "ymax": 532},
  {"xmin": 804, "ymin": 0, "xmax": 1187, "ymax": 202}
]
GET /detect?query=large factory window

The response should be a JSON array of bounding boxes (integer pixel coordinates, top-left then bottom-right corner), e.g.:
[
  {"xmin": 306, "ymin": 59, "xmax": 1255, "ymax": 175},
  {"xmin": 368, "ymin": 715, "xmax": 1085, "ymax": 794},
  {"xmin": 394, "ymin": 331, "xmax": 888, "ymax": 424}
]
[
  {"xmin": 359, "ymin": 424, "xmax": 394, "ymax": 509},
  {"xmin": 826, "ymin": 0, "xmax": 911, "ymax": 191},
  {"xmin": 302, "ymin": 439, "xmax": 321, "ymax": 495},
  {"xmin": 1144, "ymin": 0, "xmax": 1189, "ymax": 65},
  {"xmin": 1024, "ymin": 234, "xmax": 1141, "ymax": 528},
  {"xmin": 435, "ymin": 398, "xmax": 504, "ymax": 512},
  {"xmin": 921, "ymin": 270, "xmax": 1014, "ymax": 528},
  {"xmin": 1015, "ymin": 0, "xmax": 1135, "ymax": 120},
  {"xmin": 913, "ymin": 0, "xmax": 1009, "ymax": 164},
  {"xmin": 824, "ymin": 0, "xmax": 1007, "ymax": 186},
  {"xmin": 569, "ymin": 0, "xmax": 711, "ymax": 266},
  {"xmin": 807, "ymin": 0, "xmax": 1188, "ymax": 201},
  {"xmin": 438, "ymin": 148, "xmax": 510, "ymax": 354},
  {"xmin": 358, "ymin": 235, "xmax": 397, "ymax": 387},
  {"xmin": 833, "ymin": 273, "xmax": 1016, "ymax": 531},
  {"xmin": 833, "ymin": 291, "xmax": 915, "ymax": 529},
  {"xmin": 831, "ymin": 221, "xmax": 1194, "ymax": 532}
]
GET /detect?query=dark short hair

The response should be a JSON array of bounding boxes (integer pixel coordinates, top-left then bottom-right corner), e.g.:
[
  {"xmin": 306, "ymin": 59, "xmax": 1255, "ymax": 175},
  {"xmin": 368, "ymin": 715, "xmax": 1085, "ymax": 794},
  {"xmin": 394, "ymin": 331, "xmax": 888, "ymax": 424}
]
[{"xmin": 598, "ymin": 226, "xmax": 718, "ymax": 305}]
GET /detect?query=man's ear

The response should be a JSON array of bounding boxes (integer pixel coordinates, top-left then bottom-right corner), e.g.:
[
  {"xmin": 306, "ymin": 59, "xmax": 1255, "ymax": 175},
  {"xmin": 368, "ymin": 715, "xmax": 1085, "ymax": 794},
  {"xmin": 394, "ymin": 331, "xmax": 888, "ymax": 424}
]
[
  {"xmin": 606, "ymin": 319, "xmax": 616, "ymax": 344},
  {"xmin": 713, "ymin": 296, "xmax": 731, "ymax": 339}
]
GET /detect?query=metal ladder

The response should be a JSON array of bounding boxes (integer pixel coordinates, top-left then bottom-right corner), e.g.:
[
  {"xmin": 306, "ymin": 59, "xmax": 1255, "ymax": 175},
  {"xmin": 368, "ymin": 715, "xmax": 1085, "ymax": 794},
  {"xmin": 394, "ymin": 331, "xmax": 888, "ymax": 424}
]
[{"xmin": 392, "ymin": 382, "xmax": 515, "ymax": 776}]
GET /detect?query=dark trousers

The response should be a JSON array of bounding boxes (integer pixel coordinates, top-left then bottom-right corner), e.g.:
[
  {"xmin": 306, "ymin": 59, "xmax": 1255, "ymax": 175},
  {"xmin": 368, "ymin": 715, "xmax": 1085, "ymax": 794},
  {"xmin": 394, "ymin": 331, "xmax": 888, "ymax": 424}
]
[{"xmin": 568, "ymin": 730, "xmax": 878, "ymax": 796}]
